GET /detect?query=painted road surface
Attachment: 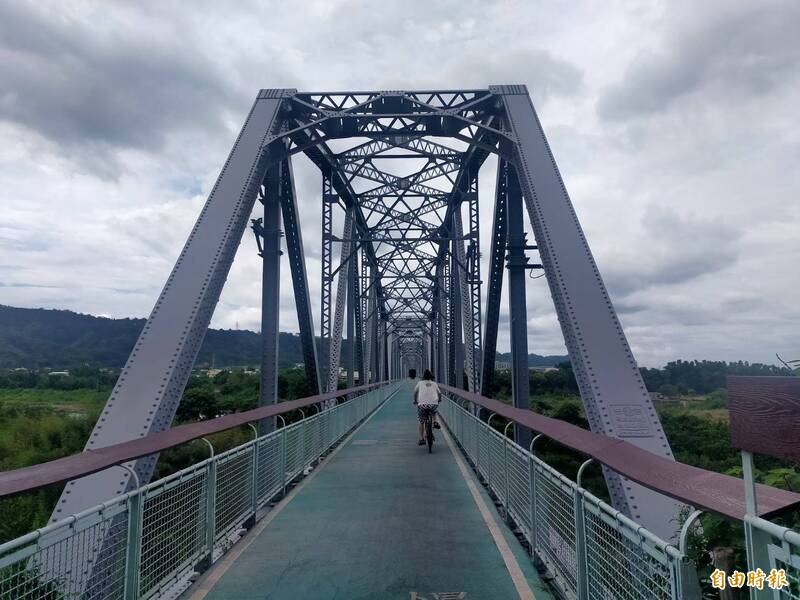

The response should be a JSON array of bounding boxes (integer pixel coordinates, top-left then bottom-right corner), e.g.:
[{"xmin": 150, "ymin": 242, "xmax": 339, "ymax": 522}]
[{"xmin": 188, "ymin": 381, "xmax": 552, "ymax": 600}]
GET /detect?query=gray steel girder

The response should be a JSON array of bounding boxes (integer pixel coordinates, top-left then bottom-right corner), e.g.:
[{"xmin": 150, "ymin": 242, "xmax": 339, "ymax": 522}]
[
  {"xmin": 326, "ymin": 211, "xmax": 354, "ymax": 393},
  {"xmin": 498, "ymin": 85, "xmax": 681, "ymax": 541},
  {"xmin": 259, "ymin": 165, "xmax": 282, "ymax": 434},
  {"xmin": 481, "ymin": 159, "xmax": 508, "ymax": 397},
  {"xmin": 280, "ymin": 158, "xmax": 322, "ymax": 395},
  {"xmin": 46, "ymin": 90, "xmax": 289, "ymax": 587}
]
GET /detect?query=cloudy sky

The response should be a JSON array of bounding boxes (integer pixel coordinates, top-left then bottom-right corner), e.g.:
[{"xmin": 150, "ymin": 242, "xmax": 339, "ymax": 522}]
[{"xmin": 1, "ymin": 0, "xmax": 798, "ymax": 367}]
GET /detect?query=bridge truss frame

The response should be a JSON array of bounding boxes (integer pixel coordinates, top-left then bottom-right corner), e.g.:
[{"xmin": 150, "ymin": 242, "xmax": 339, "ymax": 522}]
[{"xmin": 50, "ymin": 86, "xmax": 685, "ymax": 587}]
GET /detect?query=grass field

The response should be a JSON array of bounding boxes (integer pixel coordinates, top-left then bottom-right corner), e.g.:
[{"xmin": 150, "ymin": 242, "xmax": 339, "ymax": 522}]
[{"xmin": 0, "ymin": 388, "xmax": 108, "ymax": 413}]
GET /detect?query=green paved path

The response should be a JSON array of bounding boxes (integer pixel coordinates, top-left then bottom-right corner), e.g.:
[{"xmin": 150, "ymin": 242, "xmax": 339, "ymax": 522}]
[{"xmin": 192, "ymin": 382, "xmax": 552, "ymax": 600}]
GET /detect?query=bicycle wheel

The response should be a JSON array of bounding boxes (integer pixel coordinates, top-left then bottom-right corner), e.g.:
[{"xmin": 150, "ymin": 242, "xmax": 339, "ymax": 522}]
[{"xmin": 426, "ymin": 416, "xmax": 433, "ymax": 453}]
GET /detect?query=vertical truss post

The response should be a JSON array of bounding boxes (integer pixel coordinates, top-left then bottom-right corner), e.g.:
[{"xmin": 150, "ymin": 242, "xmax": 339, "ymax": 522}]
[
  {"xmin": 436, "ymin": 261, "xmax": 447, "ymax": 385},
  {"xmin": 449, "ymin": 249, "xmax": 465, "ymax": 389},
  {"xmin": 429, "ymin": 317, "xmax": 436, "ymax": 374},
  {"xmin": 444, "ymin": 258, "xmax": 454, "ymax": 387},
  {"xmin": 353, "ymin": 250, "xmax": 365, "ymax": 384},
  {"xmin": 280, "ymin": 157, "xmax": 321, "ymax": 395},
  {"xmin": 506, "ymin": 164, "xmax": 532, "ymax": 448},
  {"xmin": 259, "ymin": 165, "xmax": 282, "ymax": 434},
  {"xmin": 364, "ymin": 264, "xmax": 375, "ymax": 384},
  {"xmin": 346, "ymin": 246, "xmax": 357, "ymax": 388},
  {"xmin": 326, "ymin": 209, "xmax": 354, "ymax": 394},
  {"xmin": 359, "ymin": 250, "xmax": 368, "ymax": 382},
  {"xmin": 453, "ymin": 211, "xmax": 476, "ymax": 392},
  {"xmin": 381, "ymin": 318, "xmax": 389, "ymax": 381},
  {"xmin": 320, "ymin": 173, "xmax": 335, "ymax": 390},
  {"xmin": 481, "ymin": 159, "xmax": 509, "ymax": 398},
  {"xmin": 466, "ymin": 174, "xmax": 483, "ymax": 390}
]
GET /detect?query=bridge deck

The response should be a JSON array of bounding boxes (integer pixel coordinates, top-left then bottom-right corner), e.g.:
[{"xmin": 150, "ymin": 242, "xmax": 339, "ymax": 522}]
[{"xmin": 186, "ymin": 381, "xmax": 552, "ymax": 600}]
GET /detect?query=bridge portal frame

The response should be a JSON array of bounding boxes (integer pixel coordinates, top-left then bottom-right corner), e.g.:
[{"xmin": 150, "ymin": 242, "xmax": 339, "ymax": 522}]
[{"xmin": 50, "ymin": 86, "xmax": 683, "ymax": 592}]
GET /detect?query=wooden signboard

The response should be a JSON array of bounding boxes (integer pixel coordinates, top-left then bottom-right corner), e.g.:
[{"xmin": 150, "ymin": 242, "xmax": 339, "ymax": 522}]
[{"xmin": 728, "ymin": 376, "xmax": 800, "ymax": 461}]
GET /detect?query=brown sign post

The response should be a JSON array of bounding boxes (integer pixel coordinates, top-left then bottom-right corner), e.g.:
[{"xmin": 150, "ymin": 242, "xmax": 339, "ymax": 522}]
[{"xmin": 727, "ymin": 375, "xmax": 800, "ymax": 600}]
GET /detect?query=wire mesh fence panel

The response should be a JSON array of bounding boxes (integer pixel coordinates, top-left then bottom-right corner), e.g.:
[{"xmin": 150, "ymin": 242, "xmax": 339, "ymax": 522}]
[
  {"xmin": 488, "ymin": 431, "xmax": 507, "ymax": 503},
  {"xmin": 0, "ymin": 383, "xmax": 397, "ymax": 600},
  {"xmin": 583, "ymin": 498, "xmax": 674, "ymax": 600},
  {"xmin": 284, "ymin": 424, "xmax": 303, "ymax": 482},
  {"xmin": 438, "ymin": 397, "xmax": 696, "ymax": 600},
  {"xmin": 214, "ymin": 446, "xmax": 254, "ymax": 541},
  {"xmin": 507, "ymin": 443, "xmax": 532, "ymax": 537},
  {"xmin": 255, "ymin": 435, "xmax": 282, "ymax": 506},
  {"xmin": 749, "ymin": 518, "xmax": 800, "ymax": 599},
  {"xmin": 477, "ymin": 422, "xmax": 491, "ymax": 482},
  {"xmin": 139, "ymin": 468, "xmax": 207, "ymax": 598},
  {"xmin": 0, "ymin": 496, "xmax": 130, "ymax": 600},
  {"xmin": 534, "ymin": 461, "xmax": 579, "ymax": 597}
]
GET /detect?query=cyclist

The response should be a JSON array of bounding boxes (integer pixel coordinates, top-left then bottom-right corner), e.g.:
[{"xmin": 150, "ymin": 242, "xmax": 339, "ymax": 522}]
[{"xmin": 413, "ymin": 369, "xmax": 441, "ymax": 445}]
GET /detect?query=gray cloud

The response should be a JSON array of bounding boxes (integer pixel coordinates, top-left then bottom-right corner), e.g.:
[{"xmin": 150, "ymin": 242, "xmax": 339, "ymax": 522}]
[
  {"xmin": 0, "ymin": 2, "xmax": 238, "ymax": 177},
  {"xmin": 603, "ymin": 205, "xmax": 742, "ymax": 297},
  {"xmin": 0, "ymin": 0, "xmax": 798, "ymax": 367},
  {"xmin": 597, "ymin": 1, "xmax": 800, "ymax": 120}
]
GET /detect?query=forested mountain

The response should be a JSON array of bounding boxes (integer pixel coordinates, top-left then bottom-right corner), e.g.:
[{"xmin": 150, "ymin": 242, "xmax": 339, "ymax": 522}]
[
  {"xmin": 0, "ymin": 305, "xmax": 303, "ymax": 368},
  {"xmin": 0, "ymin": 305, "xmax": 570, "ymax": 369}
]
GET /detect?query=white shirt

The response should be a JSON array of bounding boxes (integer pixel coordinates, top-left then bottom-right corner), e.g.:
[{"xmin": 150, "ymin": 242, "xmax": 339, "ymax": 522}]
[{"xmin": 414, "ymin": 380, "xmax": 441, "ymax": 406}]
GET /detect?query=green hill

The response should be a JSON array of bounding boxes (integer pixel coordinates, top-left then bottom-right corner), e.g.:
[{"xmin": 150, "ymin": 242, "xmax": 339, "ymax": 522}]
[
  {"xmin": 0, "ymin": 305, "xmax": 303, "ymax": 368},
  {"xmin": 0, "ymin": 305, "xmax": 569, "ymax": 370}
]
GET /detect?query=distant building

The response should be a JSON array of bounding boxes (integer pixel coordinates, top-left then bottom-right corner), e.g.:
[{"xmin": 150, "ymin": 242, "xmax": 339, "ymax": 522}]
[
  {"xmin": 48, "ymin": 371, "xmax": 70, "ymax": 376},
  {"xmin": 529, "ymin": 366, "xmax": 558, "ymax": 373},
  {"xmin": 206, "ymin": 368, "xmax": 223, "ymax": 378},
  {"xmin": 494, "ymin": 361, "xmax": 512, "ymax": 371}
]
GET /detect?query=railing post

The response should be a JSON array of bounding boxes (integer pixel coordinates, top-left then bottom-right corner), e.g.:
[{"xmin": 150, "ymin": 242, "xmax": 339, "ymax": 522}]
[
  {"xmin": 528, "ymin": 434, "xmax": 541, "ymax": 558},
  {"xmin": 248, "ymin": 424, "xmax": 259, "ymax": 524},
  {"xmin": 503, "ymin": 421, "xmax": 513, "ymax": 522},
  {"xmin": 201, "ymin": 438, "xmax": 217, "ymax": 571},
  {"xmin": 742, "ymin": 450, "xmax": 772, "ymax": 600},
  {"xmin": 278, "ymin": 415, "xmax": 288, "ymax": 496},
  {"xmin": 573, "ymin": 487, "xmax": 589, "ymax": 600},
  {"xmin": 486, "ymin": 413, "xmax": 496, "ymax": 487},
  {"xmin": 121, "ymin": 465, "xmax": 142, "ymax": 600}
]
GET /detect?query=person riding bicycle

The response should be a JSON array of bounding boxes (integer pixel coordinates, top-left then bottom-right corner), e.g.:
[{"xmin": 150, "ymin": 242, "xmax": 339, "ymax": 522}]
[{"xmin": 413, "ymin": 369, "xmax": 441, "ymax": 446}]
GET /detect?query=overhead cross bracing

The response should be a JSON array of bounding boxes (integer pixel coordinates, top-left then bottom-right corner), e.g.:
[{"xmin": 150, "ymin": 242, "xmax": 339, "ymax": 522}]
[{"xmin": 45, "ymin": 86, "xmax": 688, "ymax": 592}]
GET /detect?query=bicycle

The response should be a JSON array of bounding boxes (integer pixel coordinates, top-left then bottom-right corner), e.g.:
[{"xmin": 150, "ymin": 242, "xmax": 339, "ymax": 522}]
[{"xmin": 421, "ymin": 407, "xmax": 436, "ymax": 453}]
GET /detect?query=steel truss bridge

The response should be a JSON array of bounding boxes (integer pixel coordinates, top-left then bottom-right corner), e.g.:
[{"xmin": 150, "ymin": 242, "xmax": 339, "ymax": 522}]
[{"xmin": 0, "ymin": 87, "xmax": 798, "ymax": 600}]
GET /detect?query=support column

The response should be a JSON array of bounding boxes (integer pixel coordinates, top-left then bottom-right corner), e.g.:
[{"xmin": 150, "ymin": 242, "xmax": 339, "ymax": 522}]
[
  {"xmin": 346, "ymin": 250, "xmax": 356, "ymax": 388},
  {"xmin": 453, "ymin": 210, "xmax": 478, "ymax": 392},
  {"xmin": 326, "ymin": 210, "xmax": 354, "ymax": 393},
  {"xmin": 382, "ymin": 319, "xmax": 389, "ymax": 381},
  {"xmin": 506, "ymin": 165, "xmax": 531, "ymax": 448},
  {"xmin": 481, "ymin": 159, "xmax": 509, "ymax": 398},
  {"xmin": 259, "ymin": 165, "xmax": 282, "ymax": 435},
  {"xmin": 450, "ymin": 249, "xmax": 465, "ymax": 389},
  {"xmin": 436, "ymin": 262, "xmax": 448, "ymax": 385},
  {"xmin": 280, "ymin": 158, "xmax": 321, "ymax": 395},
  {"xmin": 320, "ymin": 174, "xmax": 335, "ymax": 390}
]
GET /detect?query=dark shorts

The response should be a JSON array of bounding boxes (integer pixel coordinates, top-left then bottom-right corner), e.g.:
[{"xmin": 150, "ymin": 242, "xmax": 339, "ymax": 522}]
[{"xmin": 417, "ymin": 405, "xmax": 438, "ymax": 423}]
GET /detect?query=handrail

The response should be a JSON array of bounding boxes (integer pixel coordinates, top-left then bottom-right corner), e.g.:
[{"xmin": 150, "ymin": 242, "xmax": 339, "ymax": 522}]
[
  {"xmin": 441, "ymin": 384, "xmax": 800, "ymax": 521},
  {"xmin": 0, "ymin": 381, "xmax": 390, "ymax": 498}
]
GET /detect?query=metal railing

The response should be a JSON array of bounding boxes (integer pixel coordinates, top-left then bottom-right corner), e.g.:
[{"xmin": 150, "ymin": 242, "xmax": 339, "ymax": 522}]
[
  {"xmin": 0, "ymin": 383, "xmax": 397, "ymax": 600},
  {"xmin": 744, "ymin": 515, "xmax": 800, "ymax": 599},
  {"xmin": 439, "ymin": 396, "xmax": 701, "ymax": 600}
]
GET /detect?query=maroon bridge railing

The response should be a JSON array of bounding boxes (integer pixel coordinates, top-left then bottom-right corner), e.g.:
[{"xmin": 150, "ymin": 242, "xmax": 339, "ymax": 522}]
[
  {"xmin": 441, "ymin": 384, "xmax": 800, "ymax": 521},
  {"xmin": 1, "ymin": 379, "xmax": 797, "ymax": 523},
  {"xmin": 0, "ymin": 382, "xmax": 389, "ymax": 498}
]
